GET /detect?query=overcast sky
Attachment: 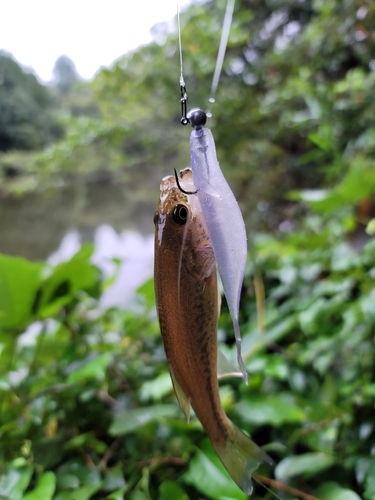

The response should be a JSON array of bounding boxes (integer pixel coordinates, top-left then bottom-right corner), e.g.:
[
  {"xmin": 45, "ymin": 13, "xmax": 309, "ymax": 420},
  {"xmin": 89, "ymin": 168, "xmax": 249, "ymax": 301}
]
[{"xmin": 0, "ymin": 0, "xmax": 191, "ymax": 82}]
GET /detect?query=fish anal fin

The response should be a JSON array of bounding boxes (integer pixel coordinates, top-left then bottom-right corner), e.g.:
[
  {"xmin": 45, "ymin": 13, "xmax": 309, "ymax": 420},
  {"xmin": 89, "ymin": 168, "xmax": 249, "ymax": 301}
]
[
  {"xmin": 170, "ymin": 367, "xmax": 190, "ymax": 422},
  {"xmin": 217, "ymin": 349, "xmax": 243, "ymax": 380}
]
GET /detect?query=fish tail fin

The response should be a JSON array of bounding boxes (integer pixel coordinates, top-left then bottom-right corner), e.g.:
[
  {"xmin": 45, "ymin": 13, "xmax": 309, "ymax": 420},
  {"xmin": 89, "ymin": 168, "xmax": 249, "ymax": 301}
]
[{"xmin": 212, "ymin": 421, "xmax": 273, "ymax": 495}]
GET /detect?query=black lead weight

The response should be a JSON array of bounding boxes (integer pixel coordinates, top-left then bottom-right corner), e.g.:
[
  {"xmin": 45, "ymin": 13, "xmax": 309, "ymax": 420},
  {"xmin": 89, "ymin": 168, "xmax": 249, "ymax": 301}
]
[{"xmin": 187, "ymin": 108, "xmax": 207, "ymax": 129}]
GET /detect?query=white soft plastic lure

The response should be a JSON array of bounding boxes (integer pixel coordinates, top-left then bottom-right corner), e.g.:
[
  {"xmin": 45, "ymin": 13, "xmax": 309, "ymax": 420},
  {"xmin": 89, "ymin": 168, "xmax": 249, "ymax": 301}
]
[{"xmin": 187, "ymin": 108, "xmax": 248, "ymax": 384}]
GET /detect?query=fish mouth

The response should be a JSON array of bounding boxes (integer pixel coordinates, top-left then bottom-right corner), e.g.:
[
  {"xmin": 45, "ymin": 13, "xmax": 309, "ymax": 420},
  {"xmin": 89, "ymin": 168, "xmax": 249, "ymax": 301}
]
[
  {"xmin": 157, "ymin": 168, "xmax": 197, "ymax": 219},
  {"xmin": 156, "ymin": 168, "xmax": 214, "ymax": 252}
]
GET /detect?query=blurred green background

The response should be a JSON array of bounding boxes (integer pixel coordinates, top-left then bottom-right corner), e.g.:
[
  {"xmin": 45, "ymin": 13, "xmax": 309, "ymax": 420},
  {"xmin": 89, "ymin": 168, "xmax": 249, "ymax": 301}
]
[{"xmin": 1, "ymin": 0, "xmax": 375, "ymax": 498}]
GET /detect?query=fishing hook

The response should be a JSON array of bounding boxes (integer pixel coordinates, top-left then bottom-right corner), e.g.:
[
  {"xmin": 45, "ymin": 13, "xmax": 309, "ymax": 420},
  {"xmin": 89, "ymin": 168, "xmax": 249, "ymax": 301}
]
[{"xmin": 174, "ymin": 168, "xmax": 198, "ymax": 195}]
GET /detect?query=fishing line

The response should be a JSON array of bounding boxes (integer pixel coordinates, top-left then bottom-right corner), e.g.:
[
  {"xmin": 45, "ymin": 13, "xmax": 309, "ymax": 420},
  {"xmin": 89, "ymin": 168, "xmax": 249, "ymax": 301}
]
[
  {"xmin": 207, "ymin": 0, "xmax": 235, "ymax": 118},
  {"xmin": 177, "ymin": 0, "xmax": 184, "ymax": 80},
  {"xmin": 177, "ymin": 0, "xmax": 236, "ymax": 123},
  {"xmin": 177, "ymin": 0, "xmax": 189, "ymax": 125}
]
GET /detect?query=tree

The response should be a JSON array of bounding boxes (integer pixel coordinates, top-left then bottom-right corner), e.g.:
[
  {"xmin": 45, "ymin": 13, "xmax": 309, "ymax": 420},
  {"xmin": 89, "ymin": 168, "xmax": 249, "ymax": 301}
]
[
  {"xmin": 92, "ymin": 0, "xmax": 375, "ymax": 228},
  {"xmin": 0, "ymin": 51, "xmax": 61, "ymax": 151},
  {"xmin": 53, "ymin": 55, "xmax": 79, "ymax": 93}
]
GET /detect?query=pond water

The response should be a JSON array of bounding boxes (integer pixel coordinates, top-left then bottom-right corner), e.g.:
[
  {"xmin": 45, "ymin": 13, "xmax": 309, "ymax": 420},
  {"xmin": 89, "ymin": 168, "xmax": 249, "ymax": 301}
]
[{"xmin": 0, "ymin": 180, "xmax": 157, "ymax": 307}]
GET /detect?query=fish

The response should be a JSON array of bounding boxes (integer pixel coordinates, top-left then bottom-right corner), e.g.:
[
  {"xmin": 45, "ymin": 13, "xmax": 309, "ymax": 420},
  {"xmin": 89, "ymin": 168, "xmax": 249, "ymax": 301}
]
[
  {"xmin": 188, "ymin": 119, "xmax": 248, "ymax": 383},
  {"xmin": 153, "ymin": 167, "xmax": 271, "ymax": 495}
]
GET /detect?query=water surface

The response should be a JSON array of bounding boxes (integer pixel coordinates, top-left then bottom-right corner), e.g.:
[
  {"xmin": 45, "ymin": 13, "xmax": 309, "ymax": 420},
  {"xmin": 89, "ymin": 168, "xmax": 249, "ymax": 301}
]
[{"xmin": 0, "ymin": 180, "xmax": 156, "ymax": 305}]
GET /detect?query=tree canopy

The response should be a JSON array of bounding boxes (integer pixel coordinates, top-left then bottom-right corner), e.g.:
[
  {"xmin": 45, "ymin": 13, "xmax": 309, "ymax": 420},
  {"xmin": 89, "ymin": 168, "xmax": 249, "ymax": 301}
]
[
  {"xmin": 53, "ymin": 55, "xmax": 79, "ymax": 93},
  {"xmin": 0, "ymin": 52, "xmax": 62, "ymax": 152}
]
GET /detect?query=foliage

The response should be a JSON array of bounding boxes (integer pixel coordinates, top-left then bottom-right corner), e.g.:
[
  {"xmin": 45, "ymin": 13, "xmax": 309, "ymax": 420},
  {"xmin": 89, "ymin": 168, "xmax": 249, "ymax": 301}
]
[
  {"xmin": 0, "ymin": 51, "xmax": 99, "ymax": 191},
  {"xmin": 91, "ymin": 0, "xmax": 375, "ymax": 229},
  {"xmin": 53, "ymin": 56, "xmax": 79, "ymax": 94},
  {"xmin": 0, "ymin": 52, "xmax": 62, "ymax": 152},
  {"xmin": 1, "ymin": 0, "xmax": 375, "ymax": 498},
  {"xmin": 1, "ymin": 184, "xmax": 374, "ymax": 499},
  {"xmin": 2, "ymin": 0, "xmax": 375, "ymax": 227}
]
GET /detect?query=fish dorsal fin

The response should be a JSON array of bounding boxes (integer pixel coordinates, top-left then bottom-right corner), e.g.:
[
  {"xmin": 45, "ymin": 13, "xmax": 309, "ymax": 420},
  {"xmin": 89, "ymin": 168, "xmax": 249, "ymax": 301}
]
[
  {"xmin": 217, "ymin": 349, "xmax": 243, "ymax": 379},
  {"xmin": 169, "ymin": 367, "xmax": 191, "ymax": 422}
]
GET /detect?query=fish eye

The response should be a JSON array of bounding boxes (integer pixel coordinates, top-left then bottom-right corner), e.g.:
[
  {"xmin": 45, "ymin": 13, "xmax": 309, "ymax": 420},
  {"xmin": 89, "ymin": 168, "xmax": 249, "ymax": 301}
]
[
  {"xmin": 172, "ymin": 204, "xmax": 188, "ymax": 225},
  {"xmin": 153, "ymin": 211, "xmax": 159, "ymax": 225}
]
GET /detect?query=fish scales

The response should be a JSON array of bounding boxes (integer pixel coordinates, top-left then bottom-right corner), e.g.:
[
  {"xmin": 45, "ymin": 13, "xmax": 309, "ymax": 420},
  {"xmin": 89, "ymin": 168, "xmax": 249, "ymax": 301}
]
[
  {"xmin": 154, "ymin": 168, "xmax": 271, "ymax": 495},
  {"xmin": 154, "ymin": 180, "xmax": 226, "ymax": 439}
]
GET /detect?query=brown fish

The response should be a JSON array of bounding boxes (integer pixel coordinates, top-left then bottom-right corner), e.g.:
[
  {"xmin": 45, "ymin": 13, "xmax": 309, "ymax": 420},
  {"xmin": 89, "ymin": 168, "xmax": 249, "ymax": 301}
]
[{"xmin": 153, "ymin": 168, "xmax": 271, "ymax": 495}]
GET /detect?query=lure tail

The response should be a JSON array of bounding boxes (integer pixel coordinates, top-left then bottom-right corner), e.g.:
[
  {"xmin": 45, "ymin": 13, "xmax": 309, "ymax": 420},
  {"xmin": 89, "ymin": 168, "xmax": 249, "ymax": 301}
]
[{"xmin": 212, "ymin": 421, "xmax": 272, "ymax": 495}]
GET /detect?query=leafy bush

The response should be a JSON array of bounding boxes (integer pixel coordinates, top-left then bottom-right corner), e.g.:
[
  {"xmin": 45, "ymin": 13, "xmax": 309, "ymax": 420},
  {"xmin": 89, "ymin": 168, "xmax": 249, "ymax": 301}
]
[{"xmin": 0, "ymin": 185, "xmax": 374, "ymax": 499}]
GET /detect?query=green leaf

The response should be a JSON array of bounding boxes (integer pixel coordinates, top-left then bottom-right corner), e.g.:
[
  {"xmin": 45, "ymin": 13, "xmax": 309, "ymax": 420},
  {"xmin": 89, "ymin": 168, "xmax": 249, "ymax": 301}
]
[
  {"xmin": 159, "ymin": 480, "xmax": 188, "ymax": 500},
  {"xmin": 106, "ymin": 486, "xmax": 128, "ymax": 500},
  {"xmin": 22, "ymin": 471, "xmax": 56, "ymax": 500},
  {"xmin": 275, "ymin": 453, "xmax": 335, "ymax": 480},
  {"xmin": 36, "ymin": 244, "xmax": 99, "ymax": 318},
  {"xmin": 235, "ymin": 394, "xmax": 305, "ymax": 426},
  {"xmin": 102, "ymin": 465, "xmax": 126, "ymax": 491},
  {"xmin": 297, "ymin": 156, "xmax": 375, "ymax": 214},
  {"xmin": 126, "ymin": 491, "xmax": 149, "ymax": 500},
  {"xmin": 136, "ymin": 277, "xmax": 155, "ymax": 309},
  {"xmin": 109, "ymin": 404, "xmax": 178, "ymax": 436},
  {"xmin": 139, "ymin": 371, "xmax": 173, "ymax": 402},
  {"xmin": 55, "ymin": 460, "xmax": 102, "ymax": 490},
  {"xmin": 364, "ymin": 459, "xmax": 375, "ymax": 500},
  {"xmin": 317, "ymin": 481, "xmax": 362, "ymax": 500},
  {"xmin": 183, "ymin": 440, "xmax": 247, "ymax": 500},
  {"xmin": 67, "ymin": 352, "xmax": 112, "ymax": 383},
  {"xmin": 366, "ymin": 218, "xmax": 375, "ymax": 236},
  {"xmin": 0, "ymin": 254, "xmax": 42, "ymax": 329},
  {"xmin": 308, "ymin": 131, "xmax": 333, "ymax": 152},
  {"xmin": 55, "ymin": 473, "xmax": 80, "ymax": 490},
  {"xmin": 242, "ymin": 315, "xmax": 298, "ymax": 357},
  {"xmin": 64, "ymin": 431, "xmax": 107, "ymax": 453},
  {"xmin": 0, "ymin": 463, "xmax": 33, "ymax": 500},
  {"xmin": 288, "ymin": 189, "xmax": 330, "ymax": 203},
  {"xmin": 54, "ymin": 485, "xmax": 101, "ymax": 500}
]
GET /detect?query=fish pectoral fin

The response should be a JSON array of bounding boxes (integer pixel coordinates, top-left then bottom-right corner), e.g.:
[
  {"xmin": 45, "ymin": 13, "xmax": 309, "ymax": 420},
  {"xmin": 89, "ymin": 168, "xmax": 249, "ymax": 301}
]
[
  {"xmin": 169, "ymin": 367, "xmax": 191, "ymax": 422},
  {"xmin": 217, "ymin": 283, "xmax": 222, "ymax": 319},
  {"xmin": 217, "ymin": 349, "xmax": 243, "ymax": 379}
]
